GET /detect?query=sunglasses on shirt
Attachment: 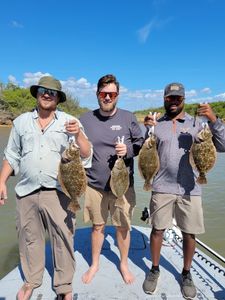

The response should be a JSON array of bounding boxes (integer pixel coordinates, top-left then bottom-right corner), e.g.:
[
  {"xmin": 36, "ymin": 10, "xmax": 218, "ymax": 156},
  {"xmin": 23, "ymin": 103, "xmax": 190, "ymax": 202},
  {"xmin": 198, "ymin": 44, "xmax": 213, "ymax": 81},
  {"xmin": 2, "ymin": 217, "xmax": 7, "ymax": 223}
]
[
  {"xmin": 37, "ymin": 87, "xmax": 58, "ymax": 97},
  {"xmin": 98, "ymin": 91, "xmax": 118, "ymax": 100}
]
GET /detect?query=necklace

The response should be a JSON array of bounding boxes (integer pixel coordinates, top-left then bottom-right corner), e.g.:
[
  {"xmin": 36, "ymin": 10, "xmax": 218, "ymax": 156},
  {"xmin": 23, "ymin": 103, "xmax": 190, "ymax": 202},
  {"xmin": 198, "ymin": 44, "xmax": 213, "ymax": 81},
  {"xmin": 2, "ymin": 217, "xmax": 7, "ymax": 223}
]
[{"xmin": 37, "ymin": 115, "xmax": 54, "ymax": 132}]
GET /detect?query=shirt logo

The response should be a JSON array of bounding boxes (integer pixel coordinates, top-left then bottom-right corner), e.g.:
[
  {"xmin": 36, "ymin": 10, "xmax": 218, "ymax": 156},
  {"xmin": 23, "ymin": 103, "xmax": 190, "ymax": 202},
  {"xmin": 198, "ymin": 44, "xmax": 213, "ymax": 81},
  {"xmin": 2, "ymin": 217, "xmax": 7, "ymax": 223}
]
[
  {"xmin": 170, "ymin": 84, "xmax": 180, "ymax": 91},
  {"xmin": 180, "ymin": 127, "xmax": 190, "ymax": 133},
  {"xmin": 110, "ymin": 125, "xmax": 122, "ymax": 131}
]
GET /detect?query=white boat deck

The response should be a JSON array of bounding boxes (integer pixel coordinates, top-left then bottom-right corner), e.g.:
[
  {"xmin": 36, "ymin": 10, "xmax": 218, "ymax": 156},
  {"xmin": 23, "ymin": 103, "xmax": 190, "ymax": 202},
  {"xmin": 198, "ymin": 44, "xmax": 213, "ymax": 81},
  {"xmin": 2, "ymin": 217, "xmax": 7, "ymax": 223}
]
[{"xmin": 0, "ymin": 225, "xmax": 224, "ymax": 299}]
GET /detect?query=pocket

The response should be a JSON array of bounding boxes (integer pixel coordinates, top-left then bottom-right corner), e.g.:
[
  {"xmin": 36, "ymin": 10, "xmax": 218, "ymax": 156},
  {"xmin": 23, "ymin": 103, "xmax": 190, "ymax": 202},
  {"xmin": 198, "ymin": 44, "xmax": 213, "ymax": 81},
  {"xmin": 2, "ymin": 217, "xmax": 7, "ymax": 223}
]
[
  {"xmin": 21, "ymin": 132, "xmax": 34, "ymax": 155},
  {"xmin": 48, "ymin": 129, "xmax": 68, "ymax": 153}
]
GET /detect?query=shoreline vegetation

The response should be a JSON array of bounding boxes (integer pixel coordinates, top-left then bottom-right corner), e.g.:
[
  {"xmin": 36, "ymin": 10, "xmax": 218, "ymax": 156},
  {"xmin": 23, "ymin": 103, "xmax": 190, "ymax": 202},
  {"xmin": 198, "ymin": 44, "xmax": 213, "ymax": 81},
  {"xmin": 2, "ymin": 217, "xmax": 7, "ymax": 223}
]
[{"xmin": 1, "ymin": 83, "xmax": 225, "ymax": 125}]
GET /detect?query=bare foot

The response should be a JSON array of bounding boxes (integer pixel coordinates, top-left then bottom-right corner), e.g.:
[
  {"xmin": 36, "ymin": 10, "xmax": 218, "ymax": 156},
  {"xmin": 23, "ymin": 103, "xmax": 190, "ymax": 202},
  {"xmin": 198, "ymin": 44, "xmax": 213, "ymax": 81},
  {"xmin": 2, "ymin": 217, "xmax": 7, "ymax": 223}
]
[
  {"xmin": 82, "ymin": 265, "xmax": 99, "ymax": 284},
  {"xmin": 64, "ymin": 292, "xmax": 72, "ymax": 300},
  {"xmin": 16, "ymin": 283, "xmax": 34, "ymax": 300},
  {"xmin": 120, "ymin": 263, "xmax": 135, "ymax": 284}
]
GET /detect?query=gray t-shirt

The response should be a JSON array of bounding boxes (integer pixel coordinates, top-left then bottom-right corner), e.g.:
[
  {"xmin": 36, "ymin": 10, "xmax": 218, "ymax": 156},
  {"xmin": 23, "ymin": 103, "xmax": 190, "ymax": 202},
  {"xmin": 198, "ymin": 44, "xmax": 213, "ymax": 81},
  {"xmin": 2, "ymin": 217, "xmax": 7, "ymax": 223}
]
[
  {"xmin": 80, "ymin": 108, "xmax": 144, "ymax": 191},
  {"xmin": 146, "ymin": 113, "xmax": 225, "ymax": 196}
]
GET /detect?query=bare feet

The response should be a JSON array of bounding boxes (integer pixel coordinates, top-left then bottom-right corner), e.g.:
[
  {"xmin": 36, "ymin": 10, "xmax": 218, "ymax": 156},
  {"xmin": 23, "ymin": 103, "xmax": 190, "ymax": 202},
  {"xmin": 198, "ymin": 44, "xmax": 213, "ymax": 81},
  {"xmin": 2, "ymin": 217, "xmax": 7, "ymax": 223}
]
[
  {"xmin": 16, "ymin": 283, "xmax": 34, "ymax": 300},
  {"xmin": 82, "ymin": 265, "xmax": 99, "ymax": 284},
  {"xmin": 120, "ymin": 263, "xmax": 135, "ymax": 284}
]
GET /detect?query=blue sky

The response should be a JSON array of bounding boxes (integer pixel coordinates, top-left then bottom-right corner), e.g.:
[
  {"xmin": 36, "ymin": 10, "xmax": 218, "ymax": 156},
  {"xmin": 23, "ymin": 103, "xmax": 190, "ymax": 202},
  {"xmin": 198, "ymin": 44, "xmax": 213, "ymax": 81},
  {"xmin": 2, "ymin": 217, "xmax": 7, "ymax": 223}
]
[{"xmin": 0, "ymin": 0, "xmax": 225, "ymax": 111}]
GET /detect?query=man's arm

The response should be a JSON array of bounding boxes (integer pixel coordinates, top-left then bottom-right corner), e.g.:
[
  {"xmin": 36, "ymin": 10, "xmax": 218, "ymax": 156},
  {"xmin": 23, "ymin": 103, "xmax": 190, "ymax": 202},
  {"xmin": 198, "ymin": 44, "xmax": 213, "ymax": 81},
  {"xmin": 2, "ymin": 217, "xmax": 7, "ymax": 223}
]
[{"xmin": 0, "ymin": 160, "xmax": 14, "ymax": 206}]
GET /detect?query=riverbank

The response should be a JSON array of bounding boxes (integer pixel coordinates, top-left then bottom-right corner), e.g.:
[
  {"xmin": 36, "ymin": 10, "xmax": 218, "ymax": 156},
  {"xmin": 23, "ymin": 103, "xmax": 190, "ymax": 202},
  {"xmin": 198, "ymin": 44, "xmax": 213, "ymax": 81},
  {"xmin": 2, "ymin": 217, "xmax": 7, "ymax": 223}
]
[{"xmin": 0, "ymin": 112, "xmax": 14, "ymax": 126}]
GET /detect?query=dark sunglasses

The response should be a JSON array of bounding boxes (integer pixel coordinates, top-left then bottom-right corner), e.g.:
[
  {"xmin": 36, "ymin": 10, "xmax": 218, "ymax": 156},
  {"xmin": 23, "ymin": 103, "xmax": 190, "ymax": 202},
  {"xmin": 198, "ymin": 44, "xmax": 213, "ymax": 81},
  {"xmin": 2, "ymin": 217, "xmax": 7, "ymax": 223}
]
[
  {"xmin": 98, "ymin": 91, "xmax": 118, "ymax": 100},
  {"xmin": 37, "ymin": 87, "xmax": 58, "ymax": 97},
  {"xmin": 165, "ymin": 96, "xmax": 184, "ymax": 102}
]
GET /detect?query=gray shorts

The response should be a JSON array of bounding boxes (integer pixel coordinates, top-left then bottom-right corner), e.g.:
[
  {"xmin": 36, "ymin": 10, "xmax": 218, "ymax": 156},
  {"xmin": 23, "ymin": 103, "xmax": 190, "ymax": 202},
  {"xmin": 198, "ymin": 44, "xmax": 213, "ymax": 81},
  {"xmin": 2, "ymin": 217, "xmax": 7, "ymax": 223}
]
[
  {"xmin": 83, "ymin": 185, "xmax": 136, "ymax": 229},
  {"xmin": 150, "ymin": 192, "xmax": 205, "ymax": 234}
]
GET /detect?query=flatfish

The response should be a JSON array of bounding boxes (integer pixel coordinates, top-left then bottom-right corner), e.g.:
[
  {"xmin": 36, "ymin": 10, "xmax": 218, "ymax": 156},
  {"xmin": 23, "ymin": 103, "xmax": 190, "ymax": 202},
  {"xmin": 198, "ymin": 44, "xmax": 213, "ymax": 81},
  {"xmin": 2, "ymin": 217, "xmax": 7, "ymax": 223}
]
[
  {"xmin": 110, "ymin": 157, "xmax": 129, "ymax": 208},
  {"xmin": 190, "ymin": 125, "xmax": 216, "ymax": 184},
  {"xmin": 138, "ymin": 133, "xmax": 160, "ymax": 191},
  {"xmin": 58, "ymin": 142, "xmax": 87, "ymax": 213}
]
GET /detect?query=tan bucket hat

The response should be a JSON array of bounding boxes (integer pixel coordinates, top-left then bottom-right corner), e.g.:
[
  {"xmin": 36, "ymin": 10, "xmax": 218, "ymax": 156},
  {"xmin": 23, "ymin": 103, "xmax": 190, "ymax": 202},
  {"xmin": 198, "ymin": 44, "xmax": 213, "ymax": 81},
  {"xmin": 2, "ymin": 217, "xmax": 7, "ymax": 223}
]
[{"xmin": 30, "ymin": 76, "xmax": 66, "ymax": 103}]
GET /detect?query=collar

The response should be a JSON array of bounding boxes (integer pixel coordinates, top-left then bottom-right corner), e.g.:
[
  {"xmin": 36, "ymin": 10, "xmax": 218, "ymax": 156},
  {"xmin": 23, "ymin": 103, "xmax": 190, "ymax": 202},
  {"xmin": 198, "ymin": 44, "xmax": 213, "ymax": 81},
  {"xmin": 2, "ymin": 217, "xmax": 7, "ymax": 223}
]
[
  {"xmin": 163, "ymin": 112, "xmax": 192, "ymax": 123},
  {"xmin": 32, "ymin": 107, "xmax": 59, "ymax": 119}
]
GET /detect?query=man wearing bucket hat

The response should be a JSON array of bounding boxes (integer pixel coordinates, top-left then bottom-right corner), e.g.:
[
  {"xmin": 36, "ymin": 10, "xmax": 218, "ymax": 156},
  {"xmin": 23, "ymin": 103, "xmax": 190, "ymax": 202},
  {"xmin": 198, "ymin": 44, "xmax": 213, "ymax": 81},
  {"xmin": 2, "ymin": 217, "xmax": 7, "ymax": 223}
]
[
  {"xmin": 142, "ymin": 82, "xmax": 225, "ymax": 299},
  {"xmin": 0, "ymin": 76, "xmax": 92, "ymax": 299}
]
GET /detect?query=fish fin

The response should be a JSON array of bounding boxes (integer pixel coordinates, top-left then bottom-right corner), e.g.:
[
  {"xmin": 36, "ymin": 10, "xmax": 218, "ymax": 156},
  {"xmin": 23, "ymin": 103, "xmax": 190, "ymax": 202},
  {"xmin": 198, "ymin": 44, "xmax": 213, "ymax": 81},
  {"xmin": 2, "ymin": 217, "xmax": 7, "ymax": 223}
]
[
  {"xmin": 68, "ymin": 200, "xmax": 81, "ymax": 213},
  {"xmin": 143, "ymin": 182, "xmax": 152, "ymax": 191},
  {"xmin": 58, "ymin": 167, "xmax": 71, "ymax": 199},
  {"xmin": 197, "ymin": 174, "xmax": 207, "ymax": 184},
  {"xmin": 189, "ymin": 147, "xmax": 197, "ymax": 170}
]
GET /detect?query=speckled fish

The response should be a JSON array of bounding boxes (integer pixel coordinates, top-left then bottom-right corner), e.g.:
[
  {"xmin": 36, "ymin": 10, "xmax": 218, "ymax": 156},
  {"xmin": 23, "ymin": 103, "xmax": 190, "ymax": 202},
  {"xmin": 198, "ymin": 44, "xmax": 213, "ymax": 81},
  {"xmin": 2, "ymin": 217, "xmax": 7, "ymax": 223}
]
[
  {"xmin": 58, "ymin": 142, "xmax": 87, "ymax": 213},
  {"xmin": 138, "ymin": 133, "xmax": 160, "ymax": 191},
  {"xmin": 190, "ymin": 125, "xmax": 216, "ymax": 184},
  {"xmin": 110, "ymin": 157, "xmax": 129, "ymax": 208}
]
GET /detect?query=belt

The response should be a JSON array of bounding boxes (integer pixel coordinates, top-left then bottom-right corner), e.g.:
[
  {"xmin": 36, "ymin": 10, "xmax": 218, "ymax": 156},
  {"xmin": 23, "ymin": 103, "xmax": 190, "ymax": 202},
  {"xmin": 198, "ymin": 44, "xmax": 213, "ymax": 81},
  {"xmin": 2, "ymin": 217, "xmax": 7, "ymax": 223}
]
[{"xmin": 29, "ymin": 186, "xmax": 56, "ymax": 196}]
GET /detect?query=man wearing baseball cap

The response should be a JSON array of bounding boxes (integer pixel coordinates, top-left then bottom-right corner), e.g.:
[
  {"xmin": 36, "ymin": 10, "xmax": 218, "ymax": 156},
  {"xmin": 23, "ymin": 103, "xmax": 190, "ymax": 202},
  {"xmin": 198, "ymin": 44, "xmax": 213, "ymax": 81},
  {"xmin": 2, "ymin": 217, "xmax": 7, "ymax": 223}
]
[
  {"xmin": 0, "ymin": 76, "xmax": 92, "ymax": 299},
  {"xmin": 142, "ymin": 82, "xmax": 225, "ymax": 299}
]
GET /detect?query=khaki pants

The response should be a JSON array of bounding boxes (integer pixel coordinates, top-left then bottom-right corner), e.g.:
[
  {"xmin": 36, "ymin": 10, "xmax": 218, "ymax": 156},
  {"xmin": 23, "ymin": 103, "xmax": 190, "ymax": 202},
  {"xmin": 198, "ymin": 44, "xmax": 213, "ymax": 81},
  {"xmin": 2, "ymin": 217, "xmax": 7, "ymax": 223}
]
[{"xmin": 16, "ymin": 189, "xmax": 76, "ymax": 295}]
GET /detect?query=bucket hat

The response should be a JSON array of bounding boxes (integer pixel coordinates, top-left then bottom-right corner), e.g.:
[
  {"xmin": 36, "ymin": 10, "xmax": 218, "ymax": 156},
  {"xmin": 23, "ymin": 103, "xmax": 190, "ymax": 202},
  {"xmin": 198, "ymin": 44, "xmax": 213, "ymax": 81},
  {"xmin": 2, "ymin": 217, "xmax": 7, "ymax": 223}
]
[
  {"xmin": 30, "ymin": 76, "xmax": 66, "ymax": 103},
  {"xmin": 164, "ymin": 82, "xmax": 185, "ymax": 98}
]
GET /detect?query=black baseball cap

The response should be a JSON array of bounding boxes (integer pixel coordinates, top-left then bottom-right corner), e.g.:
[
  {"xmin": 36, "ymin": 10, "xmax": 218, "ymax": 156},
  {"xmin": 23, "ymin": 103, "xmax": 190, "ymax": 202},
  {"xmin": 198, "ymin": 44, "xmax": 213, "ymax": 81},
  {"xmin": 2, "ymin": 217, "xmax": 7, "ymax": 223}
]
[{"xmin": 164, "ymin": 82, "xmax": 185, "ymax": 97}]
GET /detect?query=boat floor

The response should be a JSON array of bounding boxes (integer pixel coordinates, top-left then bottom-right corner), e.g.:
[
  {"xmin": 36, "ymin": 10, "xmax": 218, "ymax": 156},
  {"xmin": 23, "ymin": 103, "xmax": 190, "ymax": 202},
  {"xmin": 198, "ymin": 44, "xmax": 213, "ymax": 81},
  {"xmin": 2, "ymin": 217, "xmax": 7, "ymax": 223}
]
[{"xmin": 0, "ymin": 225, "xmax": 224, "ymax": 299}]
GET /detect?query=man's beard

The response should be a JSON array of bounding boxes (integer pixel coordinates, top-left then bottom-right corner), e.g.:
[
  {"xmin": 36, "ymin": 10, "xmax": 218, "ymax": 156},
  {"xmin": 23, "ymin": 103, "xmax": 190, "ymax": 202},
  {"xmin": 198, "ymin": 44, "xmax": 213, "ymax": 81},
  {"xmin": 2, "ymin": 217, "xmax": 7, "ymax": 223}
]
[
  {"xmin": 164, "ymin": 101, "xmax": 184, "ymax": 117},
  {"xmin": 98, "ymin": 99, "xmax": 117, "ymax": 113}
]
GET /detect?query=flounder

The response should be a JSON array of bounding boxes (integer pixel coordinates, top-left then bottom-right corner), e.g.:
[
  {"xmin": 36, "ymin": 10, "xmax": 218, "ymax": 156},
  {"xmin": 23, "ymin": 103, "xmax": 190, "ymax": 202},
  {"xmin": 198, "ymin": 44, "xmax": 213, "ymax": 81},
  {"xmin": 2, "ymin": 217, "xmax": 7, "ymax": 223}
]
[
  {"xmin": 138, "ymin": 133, "xmax": 160, "ymax": 191},
  {"xmin": 190, "ymin": 125, "xmax": 216, "ymax": 184},
  {"xmin": 110, "ymin": 157, "xmax": 129, "ymax": 208},
  {"xmin": 58, "ymin": 142, "xmax": 87, "ymax": 213}
]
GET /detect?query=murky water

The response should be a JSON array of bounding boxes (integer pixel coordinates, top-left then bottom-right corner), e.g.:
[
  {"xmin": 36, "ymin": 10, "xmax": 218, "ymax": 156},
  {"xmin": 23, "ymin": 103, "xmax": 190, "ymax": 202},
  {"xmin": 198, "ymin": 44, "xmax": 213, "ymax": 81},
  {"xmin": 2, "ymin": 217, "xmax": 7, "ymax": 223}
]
[{"xmin": 0, "ymin": 126, "xmax": 225, "ymax": 278}]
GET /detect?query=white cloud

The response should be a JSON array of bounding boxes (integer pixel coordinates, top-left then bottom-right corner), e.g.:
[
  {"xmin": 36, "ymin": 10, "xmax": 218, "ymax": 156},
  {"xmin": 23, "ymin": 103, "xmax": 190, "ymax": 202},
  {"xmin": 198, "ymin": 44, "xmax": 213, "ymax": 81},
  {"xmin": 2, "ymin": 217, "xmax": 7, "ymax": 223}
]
[
  {"xmin": 214, "ymin": 93, "xmax": 225, "ymax": 100},
  {"xmin": 137, "ymin": 20, "xmax": 156, "ymax": 43},
  {"xmin": 201, "ymin": 87, "xmax": 211, "ymax": 94},
  {"xmin": 8, "ymin": 75, "xmax": 18, "ymax": 85},
  {"xmin": 11, "ymin": 20, "xmax": 24, "ymax": 28},
  {"xmin": 4, "ymin": 72, "xmax": 225, "ymax": 111},
  {"xmin": 23, "ymin": 71, "xmax": 51, "ymax": 87},
  {"xmin": 186, "ymin": 89, "xmax": 197, "ymax": 97},
  {"xmin": 137, "ymin": 17, "xmax": 172, "ymax": 44}
]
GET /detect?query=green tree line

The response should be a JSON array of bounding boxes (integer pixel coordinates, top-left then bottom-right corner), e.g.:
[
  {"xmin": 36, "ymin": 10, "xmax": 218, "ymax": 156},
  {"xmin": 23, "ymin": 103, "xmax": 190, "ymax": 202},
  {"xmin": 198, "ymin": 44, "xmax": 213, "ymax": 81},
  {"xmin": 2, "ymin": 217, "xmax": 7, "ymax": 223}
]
[
  {"xmin": 134, "ymin": 102, "xmax": 225, "ymax": 123},
  {"xmin": 1, "ymin": 82, "xmax": 225, "ymax": 122},
  {"xmin": 0, "ymin": 82, "xmax": 88, "ymax": 118}
]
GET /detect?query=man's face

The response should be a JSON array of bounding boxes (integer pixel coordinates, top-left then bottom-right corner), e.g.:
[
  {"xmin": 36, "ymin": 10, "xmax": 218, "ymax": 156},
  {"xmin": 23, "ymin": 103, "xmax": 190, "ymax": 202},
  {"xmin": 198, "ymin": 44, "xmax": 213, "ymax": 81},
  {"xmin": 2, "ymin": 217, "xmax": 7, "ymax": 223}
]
[
  {"xmin": 164, "ymin": 95, "xmax": 185, "ymax": 117},
  {"xmin": 97, "ymin": 83, "xmax": 118, "ymax": 113},
  {"xmin": 37, "ymin": 87, "xmax": 59, "ymax": 111}
]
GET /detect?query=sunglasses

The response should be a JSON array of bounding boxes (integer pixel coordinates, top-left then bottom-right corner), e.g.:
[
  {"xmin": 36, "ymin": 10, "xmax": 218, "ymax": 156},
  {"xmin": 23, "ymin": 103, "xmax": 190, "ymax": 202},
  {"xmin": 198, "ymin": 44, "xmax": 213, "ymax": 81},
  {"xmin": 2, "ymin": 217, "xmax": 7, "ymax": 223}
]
[
  {"xmin": 165, "ymin": 96, "xmax": 184, "ymax": 102},
  {"xmin": 37, "ymin": 87, "xmax": 58, "ymax": 97},
  {"xmin": 98, "ymin": 91, "xmax": 118, "ymax": 100}
]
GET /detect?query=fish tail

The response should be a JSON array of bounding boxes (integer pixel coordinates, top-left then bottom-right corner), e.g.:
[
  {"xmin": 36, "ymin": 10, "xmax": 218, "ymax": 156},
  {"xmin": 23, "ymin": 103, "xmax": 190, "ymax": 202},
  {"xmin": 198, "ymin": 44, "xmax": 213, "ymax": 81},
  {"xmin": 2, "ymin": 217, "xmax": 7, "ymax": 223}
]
[
  {"xmin": 115, "ymin": 196, "xmax": 125, "ymax": 208},
  {"xmin": 143, "ymin": 182, "xmax": 152, "ymax": 191},
  {"xmin": 197, "ymin": 174, "xmax": 207, "ymax": 184},
  {"xmin": 68, "ymin": 200, "xmax": 81, "ymax": 213}
]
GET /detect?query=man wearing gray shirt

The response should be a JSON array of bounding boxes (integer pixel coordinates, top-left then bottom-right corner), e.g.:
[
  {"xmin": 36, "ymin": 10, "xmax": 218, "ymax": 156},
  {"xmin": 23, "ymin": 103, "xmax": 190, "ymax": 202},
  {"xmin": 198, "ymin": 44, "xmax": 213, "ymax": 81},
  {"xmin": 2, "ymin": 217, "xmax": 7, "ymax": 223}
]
[
  {"xmin": 80, "ymin": 74, "xmax": 144, "ymax": 285},
  {"xmin": 142, "ymin": 82, "xmax": 225, "ymax": 299},
  {"xmin": 0, "ymin": 76, "xmax": 92, "ymax": 300}
]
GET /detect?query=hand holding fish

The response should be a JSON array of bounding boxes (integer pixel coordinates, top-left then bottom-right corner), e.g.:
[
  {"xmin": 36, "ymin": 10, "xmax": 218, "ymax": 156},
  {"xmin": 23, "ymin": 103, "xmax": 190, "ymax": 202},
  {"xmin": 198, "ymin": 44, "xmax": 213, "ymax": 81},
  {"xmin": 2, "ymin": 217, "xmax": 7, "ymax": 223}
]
[
  {"xmin": 65, "ymin": 119, "xmax": 81, "ymax": 136},
  {"xmin": 144, "ymin": 112, "xmax": 161, "ymax": 127},
  {"xmin": 115, "ymin": 142, "xmax": 127, "ymax": 157},
  {"xmin": 65, "ymin": 119, "xmax": 91, "ymax": 158},
  {"xmin": 197, "ymin": 103, "xmax": 217, "ymax": 123}
]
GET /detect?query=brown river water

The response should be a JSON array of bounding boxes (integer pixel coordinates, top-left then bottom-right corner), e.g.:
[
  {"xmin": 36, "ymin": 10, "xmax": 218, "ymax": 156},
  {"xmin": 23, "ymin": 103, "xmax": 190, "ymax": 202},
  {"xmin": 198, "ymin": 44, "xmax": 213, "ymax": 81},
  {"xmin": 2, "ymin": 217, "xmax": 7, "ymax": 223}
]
[{"xmin": 0, "ymin": 126, "xmax": 225, "ymax": 278}]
